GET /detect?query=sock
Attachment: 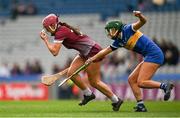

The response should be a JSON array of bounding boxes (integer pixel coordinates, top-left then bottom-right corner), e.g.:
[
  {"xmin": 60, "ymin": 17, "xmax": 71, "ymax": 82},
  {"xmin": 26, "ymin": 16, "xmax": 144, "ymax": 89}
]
[
  {"xmin": 137, "ymin": 100, "xmax": 144, "ymax": 106},
  {"xmin": 110, "ymin": 94, "xmax": 119, "ymax": 103},
  {"xmin": 82, "ymin": 88, "xmax": 92, "ymax": 96},
  {"xmin": 160, "ymin": 83, "xmax": 167, "ymax": 91}
]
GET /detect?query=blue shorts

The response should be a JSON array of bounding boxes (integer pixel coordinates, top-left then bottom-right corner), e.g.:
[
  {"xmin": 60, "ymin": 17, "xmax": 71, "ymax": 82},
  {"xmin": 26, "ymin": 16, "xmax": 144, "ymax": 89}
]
[
  {"xmin": 144, "ymin": 48, "xmax": 164, "ymax": 65},
  {"xmin": 134, "ymin": 36, "xmax": 164, "ymax": 65}
]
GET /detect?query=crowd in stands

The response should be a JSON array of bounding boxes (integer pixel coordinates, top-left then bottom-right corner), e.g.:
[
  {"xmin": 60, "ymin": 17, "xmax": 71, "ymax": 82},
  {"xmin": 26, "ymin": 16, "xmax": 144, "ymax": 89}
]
[
  {"xmin": 153, "ymin": 37, "xmax": 179, "ymax": 66},
  {"xmin": 0, "ymin": 0, "xmax": 179, "ymax": 21},
  {"xmin": 10, "ymin": 0, "xmax": 37, "ymax": 20},
  {"xmin": 0, "ymin": 59, "xmax": 44, "ymax": 77},
  {"xmin": 128, "ymin": 0, "xmax": 176, "ymax": 11}
]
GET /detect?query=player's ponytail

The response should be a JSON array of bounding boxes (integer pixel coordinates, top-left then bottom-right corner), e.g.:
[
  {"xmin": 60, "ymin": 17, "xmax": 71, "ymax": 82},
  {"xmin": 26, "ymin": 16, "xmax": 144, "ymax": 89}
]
[{"xmin": 59, "ymin": 22, "xmax": 82, "ymax": 35}]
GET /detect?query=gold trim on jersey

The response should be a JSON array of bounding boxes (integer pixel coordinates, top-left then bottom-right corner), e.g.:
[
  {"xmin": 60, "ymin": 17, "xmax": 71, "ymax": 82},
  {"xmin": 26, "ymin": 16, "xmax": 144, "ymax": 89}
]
[{"xmin": 124, "ymin": 30, "xmax": 143, "ymax": 50}]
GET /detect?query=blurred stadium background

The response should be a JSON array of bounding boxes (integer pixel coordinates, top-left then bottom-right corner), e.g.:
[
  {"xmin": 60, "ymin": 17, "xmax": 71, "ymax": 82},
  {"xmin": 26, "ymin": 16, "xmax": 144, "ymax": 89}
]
[{"xmin": 0, "ymin": 0, "xmax": 180, "ymax": 110}]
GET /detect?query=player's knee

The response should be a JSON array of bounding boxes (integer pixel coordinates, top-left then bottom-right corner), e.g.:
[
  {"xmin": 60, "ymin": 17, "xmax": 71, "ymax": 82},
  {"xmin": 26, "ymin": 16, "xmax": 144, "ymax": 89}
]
[
  {"xmin": 89, "ymin": 80, "xmax": 100, "ymax": 88},
  {"xmin": 137, "ymin": 80, "xmax": 144, "ymax": 88}
]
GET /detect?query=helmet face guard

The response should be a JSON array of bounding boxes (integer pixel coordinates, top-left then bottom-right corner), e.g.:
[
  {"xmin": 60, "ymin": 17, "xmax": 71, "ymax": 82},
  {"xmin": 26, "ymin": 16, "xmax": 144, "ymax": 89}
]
[
  {"xmin": 48, "ymin": 23, "xmax": 58, "ymax": 32},
  {"xmin": 105, "ymin": 28, "xmax": 119, "ymax": 39}
]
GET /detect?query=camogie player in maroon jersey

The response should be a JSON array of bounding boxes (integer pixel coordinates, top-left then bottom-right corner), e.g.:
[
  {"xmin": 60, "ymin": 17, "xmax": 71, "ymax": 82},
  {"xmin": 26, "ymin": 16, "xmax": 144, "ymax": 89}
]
[{"xmin": 39, "ymin": 14, "xmax": 123, "ymax": 111}]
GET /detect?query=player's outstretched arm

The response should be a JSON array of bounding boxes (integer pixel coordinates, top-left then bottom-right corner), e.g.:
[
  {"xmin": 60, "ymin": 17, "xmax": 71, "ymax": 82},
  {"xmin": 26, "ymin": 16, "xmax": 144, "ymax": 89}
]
[
  {"xmin": 132, "ymin": 11, "xmax": 147, "ymax": 31},
  {"xmin": 40, "ymin": 30, "xmax": 62, "ymax": 56},
  {"xmin": 86, "ymin": 46, "xmax": 113, "ymax": 64}
]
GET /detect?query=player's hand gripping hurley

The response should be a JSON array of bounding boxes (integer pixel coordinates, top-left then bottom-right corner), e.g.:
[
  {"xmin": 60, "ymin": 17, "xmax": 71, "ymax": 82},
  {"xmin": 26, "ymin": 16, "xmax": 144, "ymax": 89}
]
[{"xmin": 58, "ymin": 63, "xmax": 89, "ymax": 87}]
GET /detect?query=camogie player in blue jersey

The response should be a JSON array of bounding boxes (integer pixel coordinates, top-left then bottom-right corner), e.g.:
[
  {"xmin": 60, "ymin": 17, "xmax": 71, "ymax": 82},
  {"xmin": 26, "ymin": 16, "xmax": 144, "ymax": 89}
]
[{"xmin": 86, "ymin": 11, "xmax": 174, "ymax": 112}]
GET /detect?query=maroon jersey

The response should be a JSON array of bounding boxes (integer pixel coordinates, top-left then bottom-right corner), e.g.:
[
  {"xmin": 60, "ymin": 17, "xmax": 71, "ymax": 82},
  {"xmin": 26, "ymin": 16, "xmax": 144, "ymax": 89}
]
[{"xmin": 54, "ymin": 26, "xmax": 102, "ymax": 59}]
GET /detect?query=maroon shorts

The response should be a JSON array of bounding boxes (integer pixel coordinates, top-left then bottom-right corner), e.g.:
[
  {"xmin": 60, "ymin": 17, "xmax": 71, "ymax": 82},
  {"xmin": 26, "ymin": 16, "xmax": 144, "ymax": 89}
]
[{"xmin": 79, "ymin": 43, "xmax": 103, "ymax": 62}]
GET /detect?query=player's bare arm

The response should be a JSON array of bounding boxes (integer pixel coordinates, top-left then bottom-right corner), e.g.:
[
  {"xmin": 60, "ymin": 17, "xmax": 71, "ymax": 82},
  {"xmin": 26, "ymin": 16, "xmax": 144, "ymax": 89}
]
[
  {"xmin": 132, "ymin": 11, "xmax": 147, "ymax": 31},
  {"xmin": 86, "ymin": 46, "xmax": 113, "ymax": 64},
  {"xmin": 40, "ymin": 31, "xmax": 62, "ymax": 56}
]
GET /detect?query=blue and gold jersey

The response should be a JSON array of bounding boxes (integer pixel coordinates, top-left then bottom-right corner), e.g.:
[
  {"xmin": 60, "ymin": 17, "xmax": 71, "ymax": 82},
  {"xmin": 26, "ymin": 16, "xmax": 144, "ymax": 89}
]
[
  {"xmin": 110, "ymin": 24, "xmax": 164, "ymax": 65},
  {"xmin": 110, "ymin": 24, "xmax": 143, "ymax": 51}
]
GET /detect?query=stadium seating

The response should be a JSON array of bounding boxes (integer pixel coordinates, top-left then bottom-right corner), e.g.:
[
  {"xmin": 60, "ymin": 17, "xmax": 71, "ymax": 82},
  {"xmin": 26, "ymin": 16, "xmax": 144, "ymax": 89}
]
[{"xmin": 0, "ymin": 0, "xmax": 180, "ymax": 17}]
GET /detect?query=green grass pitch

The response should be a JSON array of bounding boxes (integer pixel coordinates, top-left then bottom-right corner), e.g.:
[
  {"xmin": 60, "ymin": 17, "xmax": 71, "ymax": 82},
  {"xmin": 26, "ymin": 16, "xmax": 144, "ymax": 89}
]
[{"xmin": 0, "ymin": 100, "xmax": 180, "ymax": 117}]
